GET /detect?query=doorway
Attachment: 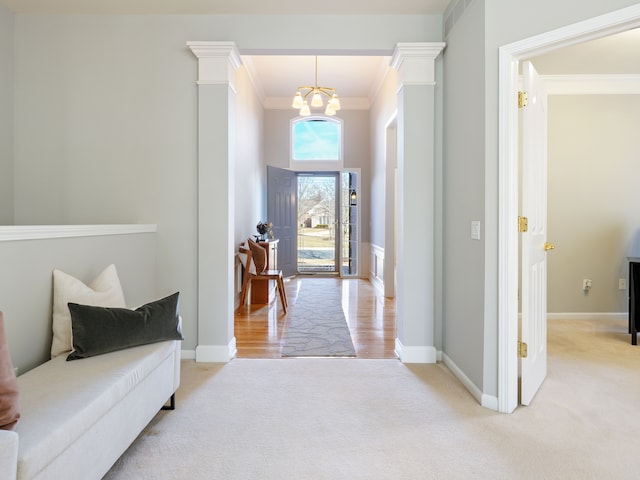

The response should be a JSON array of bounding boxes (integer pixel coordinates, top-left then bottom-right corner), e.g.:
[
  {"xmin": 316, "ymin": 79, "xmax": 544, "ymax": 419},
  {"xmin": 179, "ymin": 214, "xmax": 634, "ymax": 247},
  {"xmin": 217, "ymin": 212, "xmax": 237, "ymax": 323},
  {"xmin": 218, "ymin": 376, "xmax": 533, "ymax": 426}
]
[
  {"xmin": 297, "ymin": 173, "xmax": 340, "ymax": 274},
  {"xmin": 498, "ymin": 5, "xmax": 640, "ymax": 413}
]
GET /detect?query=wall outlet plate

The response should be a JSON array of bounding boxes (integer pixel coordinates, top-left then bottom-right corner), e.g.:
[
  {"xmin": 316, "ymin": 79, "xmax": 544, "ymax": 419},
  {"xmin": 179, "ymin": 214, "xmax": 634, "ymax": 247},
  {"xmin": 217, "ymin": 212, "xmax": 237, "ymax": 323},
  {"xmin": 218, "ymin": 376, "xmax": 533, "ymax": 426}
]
[{"xmin": 619, "ymin": 278, "xmax": 627, "ymax": 290}]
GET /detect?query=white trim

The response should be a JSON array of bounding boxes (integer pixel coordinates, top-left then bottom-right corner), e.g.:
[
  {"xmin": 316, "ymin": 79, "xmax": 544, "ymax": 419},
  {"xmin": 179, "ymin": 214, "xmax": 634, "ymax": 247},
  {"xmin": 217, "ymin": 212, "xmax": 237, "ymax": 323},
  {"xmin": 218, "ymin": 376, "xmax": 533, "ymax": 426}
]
[
  {"xmin": 369, "ymin": 243, "xmax": 385, "ymax": 295},
  {"xmin": 395, "ymin": 338, "xmax": 437, "ymax": 364},
  {"xmin": 0, "ymin": 224, "xmax": 156, "ymax": 242},
  {"xmin": 542, "ymin": 74, "xmax": 640, "ymax": 95},
  {"xmin": 547, "ymin": 312, "xmax": 627, "ymax": 321},
  {"xmin": 498, "ymin": 4, "xmax": 640, "ymax": 414},
  {"xmin": 195, "ymin": 337, "xmax": 237, "ymax": 363},
  {"xmin": 442, "ymin": 352, "xmax": 498, "ymax": 411},
  {"xmin": 391, "ymin": 43, "xmax": 446, "ymax": 85}
]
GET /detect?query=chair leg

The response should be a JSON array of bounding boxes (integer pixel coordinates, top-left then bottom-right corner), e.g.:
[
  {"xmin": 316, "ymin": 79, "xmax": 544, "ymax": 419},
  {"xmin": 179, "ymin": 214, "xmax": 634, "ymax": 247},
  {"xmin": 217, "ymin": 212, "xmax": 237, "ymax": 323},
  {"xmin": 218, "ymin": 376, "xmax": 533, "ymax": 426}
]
[
  {"xmin": 277, "ymin": 276, "xmax": 288, "ymax": 312},
  {"xmin": 240, "ymin": 277, "xmax": 250, "ymax": 307}
]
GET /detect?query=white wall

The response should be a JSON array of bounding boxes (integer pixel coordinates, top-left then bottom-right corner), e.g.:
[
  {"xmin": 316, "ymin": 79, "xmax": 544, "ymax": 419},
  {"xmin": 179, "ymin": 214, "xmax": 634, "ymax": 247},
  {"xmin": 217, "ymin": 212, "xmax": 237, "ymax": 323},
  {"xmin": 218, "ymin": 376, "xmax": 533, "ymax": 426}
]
[
  {"xmin": 0, "ymin": 4, "xmax": 14, "ymax": 224},
  {"xmin": 234, "ymin": 64, "xmax": 265, "ymax": 246},
  {"xmin": 369, "ymin": 69, "xmax": 399, "ymax": 250},
  {"xmin": 548, "ymin": 95, "xmax": 640, "ymax": 314},
  {"xmin": 263, "ymin": 108, "xmax": 371, "ymax": 244}
]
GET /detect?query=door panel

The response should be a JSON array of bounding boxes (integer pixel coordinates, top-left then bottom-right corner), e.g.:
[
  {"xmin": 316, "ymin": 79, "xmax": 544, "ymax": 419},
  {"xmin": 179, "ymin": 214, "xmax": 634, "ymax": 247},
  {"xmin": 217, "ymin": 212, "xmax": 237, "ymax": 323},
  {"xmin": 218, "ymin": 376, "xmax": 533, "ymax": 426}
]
[
  {"xmin": 267, "ymin": 166, "xmax": 297, "ymax": 277},
  {"xmin": 520, "ymin": 60, "xmax": 548, "ymax": 405}
]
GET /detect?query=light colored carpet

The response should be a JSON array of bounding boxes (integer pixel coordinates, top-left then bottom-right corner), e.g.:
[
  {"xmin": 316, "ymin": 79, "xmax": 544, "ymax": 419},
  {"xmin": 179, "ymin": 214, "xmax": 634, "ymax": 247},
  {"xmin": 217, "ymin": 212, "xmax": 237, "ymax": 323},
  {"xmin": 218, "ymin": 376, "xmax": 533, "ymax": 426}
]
[
  {"xmin": 104, "ymin": 318, "xmax": 640, "ymax": 479},
  {"xmin": 281, "ymin": 278, "xmax": 356, "ymax": 357}
]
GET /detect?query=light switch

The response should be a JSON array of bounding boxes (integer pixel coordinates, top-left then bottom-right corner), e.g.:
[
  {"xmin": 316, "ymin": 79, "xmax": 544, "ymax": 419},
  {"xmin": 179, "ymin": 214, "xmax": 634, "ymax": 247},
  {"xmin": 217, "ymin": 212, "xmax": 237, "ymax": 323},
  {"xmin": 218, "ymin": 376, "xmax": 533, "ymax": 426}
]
[{"xmin": 471, "ymin": 221, "xmax": 481, "ymax": 240}]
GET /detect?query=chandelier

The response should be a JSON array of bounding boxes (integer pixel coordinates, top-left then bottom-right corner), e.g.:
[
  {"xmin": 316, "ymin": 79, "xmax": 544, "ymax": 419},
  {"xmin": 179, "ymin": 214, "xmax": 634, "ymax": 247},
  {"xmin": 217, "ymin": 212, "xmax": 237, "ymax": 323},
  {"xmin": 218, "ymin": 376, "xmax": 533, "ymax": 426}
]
[{"xmin": 291, "ymin": 56, "xmax": 341, "ymax": 117}]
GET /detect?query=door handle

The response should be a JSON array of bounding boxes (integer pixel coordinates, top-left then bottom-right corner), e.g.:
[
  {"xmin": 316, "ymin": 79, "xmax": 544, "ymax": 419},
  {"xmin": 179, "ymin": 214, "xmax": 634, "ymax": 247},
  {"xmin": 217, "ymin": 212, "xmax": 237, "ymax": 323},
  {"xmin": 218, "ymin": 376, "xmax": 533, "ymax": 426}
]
[{"xmin": 544, "ymin": 242, "xmax": 555, "ymax": 251}]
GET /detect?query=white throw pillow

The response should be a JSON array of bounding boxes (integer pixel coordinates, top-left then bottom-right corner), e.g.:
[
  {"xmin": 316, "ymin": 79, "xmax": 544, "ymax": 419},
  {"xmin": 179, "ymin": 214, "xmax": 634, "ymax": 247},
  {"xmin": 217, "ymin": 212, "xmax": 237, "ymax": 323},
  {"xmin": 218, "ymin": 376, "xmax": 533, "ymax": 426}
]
[{"xmin": 50, "ymin": 264, "xmax": 126, "ymax": 358}]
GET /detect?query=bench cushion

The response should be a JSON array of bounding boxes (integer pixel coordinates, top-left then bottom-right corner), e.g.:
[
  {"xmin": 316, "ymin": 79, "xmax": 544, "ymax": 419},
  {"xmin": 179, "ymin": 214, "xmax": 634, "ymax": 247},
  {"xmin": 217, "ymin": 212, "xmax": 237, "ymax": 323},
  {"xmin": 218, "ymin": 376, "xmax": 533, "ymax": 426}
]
[{"xmin": 15, "ymin": 341, "xmax": 176, "ymax": 479}]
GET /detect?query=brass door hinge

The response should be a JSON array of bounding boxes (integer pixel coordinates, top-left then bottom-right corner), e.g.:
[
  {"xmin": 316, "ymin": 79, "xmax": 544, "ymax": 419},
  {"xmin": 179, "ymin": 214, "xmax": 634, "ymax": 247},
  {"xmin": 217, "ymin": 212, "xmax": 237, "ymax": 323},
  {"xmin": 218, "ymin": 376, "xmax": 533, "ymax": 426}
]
[
  {"xmin": 518, "ymin": 91, "xmax": 529, "ymax": 108},
  {"xmin": 518, "ymin": 341, "xmax": 528, "ymax": 358},
  {"xmin": 518, "ymin": 216, "xmax": 528, "ymax": 233}
]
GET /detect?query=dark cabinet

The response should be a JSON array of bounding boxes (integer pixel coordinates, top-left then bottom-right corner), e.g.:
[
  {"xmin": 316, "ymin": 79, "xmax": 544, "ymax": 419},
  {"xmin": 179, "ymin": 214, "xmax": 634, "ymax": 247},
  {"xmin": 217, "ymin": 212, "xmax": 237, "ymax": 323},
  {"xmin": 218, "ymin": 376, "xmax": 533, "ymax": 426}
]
[{"xmin": 628, "ymin": 257, "xmax": 640, "ymax": 345}]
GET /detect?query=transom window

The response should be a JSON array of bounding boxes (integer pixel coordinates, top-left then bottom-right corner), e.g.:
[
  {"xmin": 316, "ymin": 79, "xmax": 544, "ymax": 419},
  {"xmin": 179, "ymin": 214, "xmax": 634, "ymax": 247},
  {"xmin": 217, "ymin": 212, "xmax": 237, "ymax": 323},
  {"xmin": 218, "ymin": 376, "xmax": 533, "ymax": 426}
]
[{"xmin": 290, "ymin": 116, "xmax": 343, "ymax": 170}]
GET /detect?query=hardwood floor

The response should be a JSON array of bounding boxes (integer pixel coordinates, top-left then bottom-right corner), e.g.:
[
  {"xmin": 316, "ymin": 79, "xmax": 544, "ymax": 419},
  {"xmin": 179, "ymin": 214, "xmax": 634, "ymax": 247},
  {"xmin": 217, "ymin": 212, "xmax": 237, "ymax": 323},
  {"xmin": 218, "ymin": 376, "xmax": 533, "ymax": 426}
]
[{"xmin": 234, "ymin": 276, "xmax": 397, "ymax": 359}]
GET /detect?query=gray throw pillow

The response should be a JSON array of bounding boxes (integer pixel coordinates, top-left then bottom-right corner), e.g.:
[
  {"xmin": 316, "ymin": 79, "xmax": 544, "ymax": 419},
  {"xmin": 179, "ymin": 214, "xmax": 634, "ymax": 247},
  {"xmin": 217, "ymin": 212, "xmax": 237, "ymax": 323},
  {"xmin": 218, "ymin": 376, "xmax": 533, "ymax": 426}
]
[{"xmin": 67, "ymin": 292, "xmax": 183, "ymax": 361}]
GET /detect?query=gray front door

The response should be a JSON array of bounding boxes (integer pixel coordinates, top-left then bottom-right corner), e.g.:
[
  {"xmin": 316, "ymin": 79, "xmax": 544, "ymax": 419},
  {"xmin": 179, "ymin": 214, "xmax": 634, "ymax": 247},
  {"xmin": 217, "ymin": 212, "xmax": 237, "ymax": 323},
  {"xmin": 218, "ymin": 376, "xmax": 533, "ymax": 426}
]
[{"xmin": 267, "ymin": 166, "xmax": 297, "ymax": 277}]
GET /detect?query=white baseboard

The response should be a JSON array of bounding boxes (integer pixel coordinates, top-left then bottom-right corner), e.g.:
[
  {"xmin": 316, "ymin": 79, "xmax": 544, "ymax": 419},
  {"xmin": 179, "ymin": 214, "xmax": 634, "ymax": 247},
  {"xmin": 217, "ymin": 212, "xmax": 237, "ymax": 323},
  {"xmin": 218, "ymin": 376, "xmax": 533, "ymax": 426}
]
[
  {"xmin": 181, "ymin": 350, "xmax": 196, "ymax": 360},
  {"xmin": 395, "ymin": 338, "xmax": 437, "ymax": 363},
  {"xmin": 195, "ymin": 337, "xmax": 237, "ymax": 363},
  {"xmin": 547, "ymin": 312, "xmax": 627, "ymax": 321},
  {"xmin": 441, "ymin": 352, "xmax": 498, "ymax": 411}
]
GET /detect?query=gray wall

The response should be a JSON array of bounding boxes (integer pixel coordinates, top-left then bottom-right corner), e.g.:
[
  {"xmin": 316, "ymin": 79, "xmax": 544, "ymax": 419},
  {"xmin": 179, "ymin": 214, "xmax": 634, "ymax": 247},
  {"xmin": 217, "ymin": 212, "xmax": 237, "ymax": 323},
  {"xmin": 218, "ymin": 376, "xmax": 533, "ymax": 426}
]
[
  {"xmin": 7, "ymin": 13, "xmax": 440, "ymax": 353},
  {"xmin": 0, "ymin": 231, "xmax": 157, "ymax": 374},
  {"xmin": 0, "ymin": 4, "xmax": 14, "ymax": 224},
  {"xmin": 442, "ymin": 0, "xmax": 486, "ymax": 392},
  {"xmin": 548, "ymin": 95, "xmax": 640, "ymax": 314}
]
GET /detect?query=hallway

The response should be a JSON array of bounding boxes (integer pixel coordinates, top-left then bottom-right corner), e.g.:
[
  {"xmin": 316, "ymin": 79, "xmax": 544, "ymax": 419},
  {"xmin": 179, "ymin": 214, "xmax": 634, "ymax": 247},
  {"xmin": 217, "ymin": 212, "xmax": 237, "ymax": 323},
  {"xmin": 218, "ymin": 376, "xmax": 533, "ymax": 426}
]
[{"xmin": 234, "ymin": 277, "xmax": 397, "ymax": 359}]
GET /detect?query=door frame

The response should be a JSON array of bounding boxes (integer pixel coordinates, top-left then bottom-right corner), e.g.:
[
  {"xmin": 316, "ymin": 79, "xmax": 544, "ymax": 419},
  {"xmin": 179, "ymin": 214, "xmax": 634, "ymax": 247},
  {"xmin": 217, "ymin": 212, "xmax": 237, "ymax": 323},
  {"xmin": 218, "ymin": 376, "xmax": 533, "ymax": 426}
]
[{"xmin": 497, "ymin": 5, "xmax": 640, "ymax": 413}]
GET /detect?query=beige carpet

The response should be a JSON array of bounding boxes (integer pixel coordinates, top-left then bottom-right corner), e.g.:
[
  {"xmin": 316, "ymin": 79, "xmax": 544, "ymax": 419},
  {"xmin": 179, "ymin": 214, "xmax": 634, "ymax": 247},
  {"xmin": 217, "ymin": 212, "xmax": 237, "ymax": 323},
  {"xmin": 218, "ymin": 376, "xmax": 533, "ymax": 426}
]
[{"xmin": 104, "ymin": 318, "xmax": 640, "ymax": 479}]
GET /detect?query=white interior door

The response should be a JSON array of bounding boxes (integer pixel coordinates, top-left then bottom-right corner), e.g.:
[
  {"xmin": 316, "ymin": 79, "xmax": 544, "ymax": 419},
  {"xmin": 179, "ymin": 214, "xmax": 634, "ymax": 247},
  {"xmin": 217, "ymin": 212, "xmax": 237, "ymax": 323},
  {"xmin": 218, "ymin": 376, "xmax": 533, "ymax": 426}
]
[{"xmin": 520, "ymin": 60, "xmax": 549, "ymax": 405}]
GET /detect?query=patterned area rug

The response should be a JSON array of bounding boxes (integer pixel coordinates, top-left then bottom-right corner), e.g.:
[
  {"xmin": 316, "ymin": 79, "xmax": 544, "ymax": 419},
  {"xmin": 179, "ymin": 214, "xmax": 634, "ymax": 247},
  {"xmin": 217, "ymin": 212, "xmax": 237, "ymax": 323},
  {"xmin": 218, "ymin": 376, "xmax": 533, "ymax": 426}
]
[{"xmin": 282, "ymin": 279, "xmax": 356, "ymax": 357}]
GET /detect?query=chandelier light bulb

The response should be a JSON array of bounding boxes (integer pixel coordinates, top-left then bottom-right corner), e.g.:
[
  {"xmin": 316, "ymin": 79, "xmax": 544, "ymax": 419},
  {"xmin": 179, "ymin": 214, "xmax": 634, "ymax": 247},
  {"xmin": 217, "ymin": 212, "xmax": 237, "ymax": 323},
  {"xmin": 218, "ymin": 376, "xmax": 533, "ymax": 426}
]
[
  {"xmin": 330, "ymin": 94, "xmax": 341, "ymax": 111},
  {"xmin": 292, "ymin": 92, "xmax": 303, "ymax": 109},
  {"xmin": 300, "ymin": 101, "xmax": 311, "ymax": 116},
  {"xmin": 325, "ymin": 104, "xmax": 336, "ymax": 116},
  {"xmin": 311, "ymin": 90, "xmax": 323, "ymax": 108}
]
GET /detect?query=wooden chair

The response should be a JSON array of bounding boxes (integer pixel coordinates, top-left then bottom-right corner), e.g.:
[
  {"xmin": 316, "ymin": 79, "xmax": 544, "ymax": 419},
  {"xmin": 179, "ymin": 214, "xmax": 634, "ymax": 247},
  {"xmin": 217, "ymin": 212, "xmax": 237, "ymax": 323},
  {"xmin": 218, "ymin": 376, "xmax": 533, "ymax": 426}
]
[{"xmin": 238, "ymin": 244, "xmax": 288, "ymax": 313}]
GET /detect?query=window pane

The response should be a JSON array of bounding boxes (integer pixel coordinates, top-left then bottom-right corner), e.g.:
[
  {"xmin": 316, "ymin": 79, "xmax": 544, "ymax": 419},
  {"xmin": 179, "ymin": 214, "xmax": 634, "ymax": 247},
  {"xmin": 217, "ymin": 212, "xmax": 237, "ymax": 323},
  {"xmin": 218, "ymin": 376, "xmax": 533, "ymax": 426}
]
[{"xmin": 292, "ymin": 119, "xmax": 341, "ymax": 161}]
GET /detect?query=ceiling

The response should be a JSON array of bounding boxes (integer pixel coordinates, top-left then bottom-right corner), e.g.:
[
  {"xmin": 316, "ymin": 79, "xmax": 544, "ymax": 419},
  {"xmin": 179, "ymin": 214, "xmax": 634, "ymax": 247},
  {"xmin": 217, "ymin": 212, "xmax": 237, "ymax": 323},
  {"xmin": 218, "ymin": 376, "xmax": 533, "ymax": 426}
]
[
  {"xmin": 0, "ymin": 0, "xmax": 452, "ymax": 14},
  {"xmin": 1, "ymin": 1, "xmax": 638, "ymax": 109}
]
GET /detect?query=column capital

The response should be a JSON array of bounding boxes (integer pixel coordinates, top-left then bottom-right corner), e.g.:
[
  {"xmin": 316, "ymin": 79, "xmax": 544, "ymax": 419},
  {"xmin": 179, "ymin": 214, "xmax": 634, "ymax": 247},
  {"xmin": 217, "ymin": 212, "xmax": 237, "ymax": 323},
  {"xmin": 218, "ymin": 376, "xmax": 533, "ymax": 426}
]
[
  {"xmin": 187, "ymin": 41, "xmax": 242, "ymax": 86},
  {"xmin": 391, "ymin": 42, "xmax": 446, "ymax": 85}
]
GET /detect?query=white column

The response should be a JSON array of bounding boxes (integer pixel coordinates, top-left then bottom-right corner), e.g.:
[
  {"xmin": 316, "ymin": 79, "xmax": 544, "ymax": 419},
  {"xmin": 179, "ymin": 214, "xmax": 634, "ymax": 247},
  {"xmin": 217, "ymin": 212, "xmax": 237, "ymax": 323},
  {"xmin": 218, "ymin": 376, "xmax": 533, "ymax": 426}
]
[
  {"xmin": 391, "ymin": 42, "xmax": 445, "ymax": 363},
  {"xmin": 188, "ymin": 41, "xmax": 241, "ymax": 362}
]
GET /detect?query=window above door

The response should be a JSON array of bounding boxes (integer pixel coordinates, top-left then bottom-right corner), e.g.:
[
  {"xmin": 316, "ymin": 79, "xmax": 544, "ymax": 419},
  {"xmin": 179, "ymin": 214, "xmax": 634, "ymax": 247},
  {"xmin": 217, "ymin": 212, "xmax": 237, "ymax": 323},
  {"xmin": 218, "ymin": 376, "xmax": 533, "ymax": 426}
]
[{"xmin": 290, "ymin": 116, "xmax": 343, "ymax": 170}]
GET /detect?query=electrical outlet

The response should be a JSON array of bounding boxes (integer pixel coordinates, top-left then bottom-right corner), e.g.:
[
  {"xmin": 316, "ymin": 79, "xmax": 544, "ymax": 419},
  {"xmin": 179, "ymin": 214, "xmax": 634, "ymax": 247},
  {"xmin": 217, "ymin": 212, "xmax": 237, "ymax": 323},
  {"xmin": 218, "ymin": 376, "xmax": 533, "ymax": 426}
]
[
  {"xmin": 13, "ymin": 367, "xmax": 18, "ymax": 376},
  {"xmin": 619, "ymin": 278, "xmax": 627, "ymax": 290},
  {"xmin": 583, "ymin": 279, "xmax": 592, "ymax": 290}
]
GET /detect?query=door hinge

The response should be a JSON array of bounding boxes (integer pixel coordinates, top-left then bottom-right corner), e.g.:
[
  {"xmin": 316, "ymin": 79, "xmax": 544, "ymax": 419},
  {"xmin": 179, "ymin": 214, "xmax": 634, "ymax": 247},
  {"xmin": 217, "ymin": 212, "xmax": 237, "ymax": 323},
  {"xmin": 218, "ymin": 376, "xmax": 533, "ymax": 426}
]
[
  {"xmin": 518, "ymin": 216, "xmax": 528, "ymax": 233},
  {"xmin": 518, "ymin": 341, "xmax": 528, "ymax": 358},
  {"xmin": 518, "ymin": 91, "xmax": 529, "ymax": 108}
]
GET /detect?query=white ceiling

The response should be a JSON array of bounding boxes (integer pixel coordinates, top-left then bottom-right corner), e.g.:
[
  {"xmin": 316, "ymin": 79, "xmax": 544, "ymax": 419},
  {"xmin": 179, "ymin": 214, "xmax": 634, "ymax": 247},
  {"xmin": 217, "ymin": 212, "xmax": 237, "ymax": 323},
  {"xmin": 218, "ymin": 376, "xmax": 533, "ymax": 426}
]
[
  {"xmin": 0, "ymin": 0, "xmax": 451, "ymax": 14},
  {"xmin": 2, "ymin": 1, "xmax": 638, "ymax": 108}
]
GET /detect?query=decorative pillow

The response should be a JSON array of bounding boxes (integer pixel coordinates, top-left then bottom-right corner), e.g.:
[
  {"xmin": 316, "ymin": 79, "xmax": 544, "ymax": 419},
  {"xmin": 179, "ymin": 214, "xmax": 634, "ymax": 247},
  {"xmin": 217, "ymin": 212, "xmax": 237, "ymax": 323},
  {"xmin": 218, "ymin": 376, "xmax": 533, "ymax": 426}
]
[
  {"xmin": 248, "ymin": 238, "xmax": 267, "ymax": 273},
  {"xmin": 67, "ymin": 292, "xmax": 183, "ymax": 361},
  {"xmin": 51, "ymin": 264, "xmax": 126, "ymax": 358},
  {"xmin": 0, "ymin": 311, "xmax": 20, "ymax": 430}
]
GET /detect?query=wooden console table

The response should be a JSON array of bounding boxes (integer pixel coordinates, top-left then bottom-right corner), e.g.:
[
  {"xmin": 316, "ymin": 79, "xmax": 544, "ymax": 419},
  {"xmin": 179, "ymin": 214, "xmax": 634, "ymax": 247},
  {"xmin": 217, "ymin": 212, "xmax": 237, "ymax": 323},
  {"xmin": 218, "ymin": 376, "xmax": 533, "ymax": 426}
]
[
  {"xmin": 251, "ymin": 239, "xmax": 279, "ymax": 304},
  {"xmin": 628, "ymin": 257, "xmax": 640, "ymax": 345}
]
